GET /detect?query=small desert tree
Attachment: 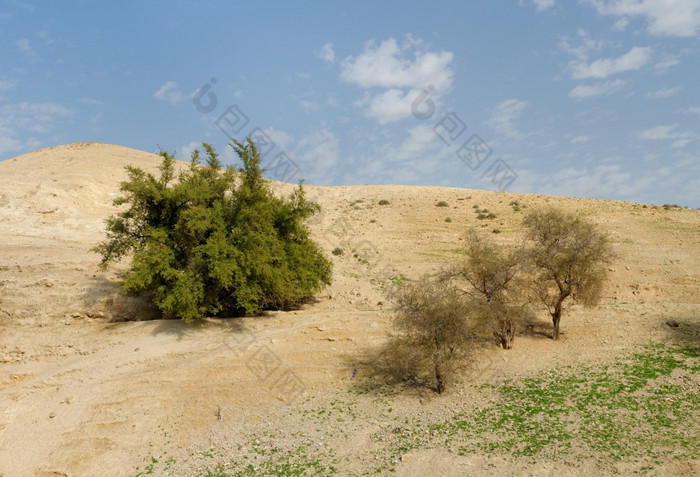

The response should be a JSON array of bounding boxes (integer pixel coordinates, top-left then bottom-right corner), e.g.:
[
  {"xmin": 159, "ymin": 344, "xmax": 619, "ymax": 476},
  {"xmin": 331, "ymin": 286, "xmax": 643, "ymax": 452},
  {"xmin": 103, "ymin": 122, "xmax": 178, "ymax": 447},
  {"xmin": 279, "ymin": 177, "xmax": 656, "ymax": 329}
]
[
  {"xmin": 93, "ymin": 139, "xmax": 332, "ymax": 321},
  {"xmin": 387, "ymin": 278, "xmax": 475, "ymax": 394},
  {"xmin": 523, "ymin": 209, "xmax": 615, "ymax": 340},
  {"xmin": 441, "ymin": 229, "xmax": 523, "ymax": 349}
]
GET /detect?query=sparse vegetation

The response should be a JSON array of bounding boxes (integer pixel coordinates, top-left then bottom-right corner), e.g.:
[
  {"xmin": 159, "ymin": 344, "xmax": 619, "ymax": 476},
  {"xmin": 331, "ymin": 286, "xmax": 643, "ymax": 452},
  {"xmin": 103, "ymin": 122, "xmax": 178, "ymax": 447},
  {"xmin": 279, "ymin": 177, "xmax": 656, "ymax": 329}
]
[
  {"xmin": 509, "ymin": 199, "xmax": 526, "ymax": 211},
  {"xmin": 436, "ymin": 201, "xmax": 449, "ymax": 207},
  {"xmin": 438, "ymin": 344, "xmax": 700, "ymax": 468},
  {"xmin": 92, "ymin": 139, "xmax": 332, "ymax": 321},
  {"xmin": 132, "ymin": 344, "xmax": 699, "ymax": 476},
  {"xmin": 378, "ymin": 199, "xmax": 390, "ymax": 206},
  {"xmin": 523, "ymin": 209, "xmax": 615, "ymax": 340},
  {"xmin": 445, "ymin": 217, "xmax": 452, "ymax": 223},
  {"xmin": 441, "ymin": 230, "xmax": 525, "ymax": 349},
  {"xmin": 474, "ymin": 207, "xmax": 498, "ymax": 220},
  {"xmin": 386, "ymin": 278, "xmax": 477, "ymax": 393},
  {"xmin": 332, "ymin": 247, "xmax": 344, "ymax": 256}
]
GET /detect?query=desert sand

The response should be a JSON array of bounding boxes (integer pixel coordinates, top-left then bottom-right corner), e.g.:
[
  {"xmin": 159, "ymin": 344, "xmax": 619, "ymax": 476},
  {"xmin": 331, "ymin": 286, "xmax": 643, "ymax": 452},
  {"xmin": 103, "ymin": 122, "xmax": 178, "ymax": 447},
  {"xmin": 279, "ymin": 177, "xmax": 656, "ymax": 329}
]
[{"xmin": 0, "ymin": 142, "xmax": 698, "ymax": 476}]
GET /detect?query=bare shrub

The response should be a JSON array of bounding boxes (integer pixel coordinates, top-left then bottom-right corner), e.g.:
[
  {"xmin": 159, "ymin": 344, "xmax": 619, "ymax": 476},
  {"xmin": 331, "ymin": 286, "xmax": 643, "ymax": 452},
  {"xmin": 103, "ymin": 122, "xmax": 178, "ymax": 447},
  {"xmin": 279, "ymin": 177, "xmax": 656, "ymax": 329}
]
[
  {"xmin": 441, "ymin": 229, "xmax": 524, "ymax": 349},
  {"xmin": 386, "ymin": 278, "xmax": 475, "ymax": 394}
]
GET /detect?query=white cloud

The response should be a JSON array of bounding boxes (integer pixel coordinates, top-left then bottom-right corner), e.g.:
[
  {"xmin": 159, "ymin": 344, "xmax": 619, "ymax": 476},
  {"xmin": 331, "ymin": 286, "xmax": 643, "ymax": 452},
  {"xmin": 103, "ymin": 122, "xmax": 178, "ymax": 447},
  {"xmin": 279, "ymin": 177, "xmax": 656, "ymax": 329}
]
[
  {"xmin": 515, "ymin": 161, "xmax": 688, "ymax": 203},
  {"xmin": 637, "ymin": 124, "xmax": 696, "ymax": 146},
  {"xmin": 0, "ymin": 102, "xmax": 73, "ymax": 133},
  {"xmin": 534, "ymin": 0, "xmax": 556, "ymax": 10},
  {"xmin": 79, "ymin": 97, "xmax": 102, "ymax": 106},
  {"xmin": 0, "ymin": 77, "xmax": 18, "ymax": 92},
  {"xmin": 654, "ymin": 54, "xmax": 680, "ymax": 72},
  {"xmin": 0, "ymin": 102, "xmax": 72, "ymax": 157},
  {"xmin": 341, "ymin": 38, "xmax": 453, "ymax": 90},
  {"xmin": 383, "ymin": 124, "xmax": 441, "ymax": 162},
  {"xmin": 571, "ymin": 135, "xmax": 594, "ymax": 144},
  {"xmin": 262, "ymin": 127, "xmax": 295, "ymax": 150},
  {"xmin": 613, "ymin": 17, "xmax": 630, "ymax": 30},
  {"xmin": 294, "ymin": 128, "xmax": 340, "ymax": 184},
  {"xmin": 585, "ymin": 0, "xmax": 700, "ymax": 37},
  {"xmin": 645, "ymin": 86, "xmax": 681, "ymax": 99},
  {"xmin": 568, "ymin": 79, "xmax": 627, "ymax": 99},
  {"xmin": 485, "ymin": 98, "xmax": 529, "ymax": 139},
  {"xmin": 0, "ymin": 135, "xmax": 40, "ymax": 157},
  {"xmin": 299, "ymin": 100, "xmax": 319, "ymax": 112},
  {"xmin": 15, "ymin": 38, "xmax": 36, "ymax": 56},
  {"xmin": 671, "ymin": 139, "xmax": 692, "ymax": 148},
  {"xmin": 318, "ymin": 43, "xmax": 335, "ymax": 64},
  {"xmin": 339, "ymin": 36, "xmax": 454, "ymax": 123},
  {"xmin": 570, "ymin": 46, "xmax": 652, "ymax": 79},
  {"xmin": 559, "ymin": 29, "xmax": 606, "ymax": 61},
  {"xmin": 354, "ymin": 88, "xmax": 429, "ymax": 124},
  {"xmin": 154, "ymin": 81, "xmax": 186, "ymax": 105},
  {"xmin": 178, "ymin": 141, "xmax": 200, "ymax": 160},
  {"xmin": 679, "ymin": 106, "xmax": 700, "ymax": 115},
  {"xmin": 520, "ymin": 0, "xmax": 556, "ymax": 11}
]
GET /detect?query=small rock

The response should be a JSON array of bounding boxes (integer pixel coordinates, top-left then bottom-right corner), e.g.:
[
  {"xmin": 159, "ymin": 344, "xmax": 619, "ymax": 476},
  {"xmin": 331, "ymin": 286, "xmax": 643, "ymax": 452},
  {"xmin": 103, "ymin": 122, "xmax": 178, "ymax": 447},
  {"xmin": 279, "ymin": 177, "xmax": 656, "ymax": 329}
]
[
  {"xmin": 666, "ymin": 319, "xmax": 680, "ymax": 328},
  {"xmin": 49, "ymin": 412, "xmax": 56, "ymax": 419}
]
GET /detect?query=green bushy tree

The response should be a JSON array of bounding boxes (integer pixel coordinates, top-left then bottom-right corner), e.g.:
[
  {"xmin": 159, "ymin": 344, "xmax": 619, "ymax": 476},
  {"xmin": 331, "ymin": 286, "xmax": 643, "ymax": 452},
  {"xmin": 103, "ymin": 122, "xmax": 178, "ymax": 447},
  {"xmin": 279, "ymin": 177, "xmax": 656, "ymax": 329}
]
[{"xmin": 93, "ymin": 139, "xmax": 332, "ymax": 321}]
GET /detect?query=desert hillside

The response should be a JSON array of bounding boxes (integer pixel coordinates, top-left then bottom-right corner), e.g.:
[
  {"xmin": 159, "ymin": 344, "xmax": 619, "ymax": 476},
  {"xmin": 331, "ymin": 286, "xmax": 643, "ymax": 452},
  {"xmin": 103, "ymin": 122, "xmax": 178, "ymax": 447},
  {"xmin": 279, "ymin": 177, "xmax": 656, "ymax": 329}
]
[{"xmin": 0, "ymin": 143, "xmax": 698, "ymax": 476}]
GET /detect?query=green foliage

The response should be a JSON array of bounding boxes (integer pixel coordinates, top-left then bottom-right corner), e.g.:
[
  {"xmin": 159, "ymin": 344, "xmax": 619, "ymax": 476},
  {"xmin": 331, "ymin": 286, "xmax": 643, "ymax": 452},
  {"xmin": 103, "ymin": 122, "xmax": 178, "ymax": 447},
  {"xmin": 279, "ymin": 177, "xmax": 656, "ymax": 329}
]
[
  {"xmin": 436, "ymin": 201, "xmax": 449, "ymax": 207},
  {"xmin": 378, "ymin": 199, "xmax": 390, "ymax": 206},
  {"xmin": 331, "ymin": 247, "xmax": 344, "ymax": 256},
  {"xmin": 93, "ymin": 139, "xmax": 332, "ymax": 321},
  {"xmin": 523, "ymin": 208, "xmax": 615, "ymax": 339}
]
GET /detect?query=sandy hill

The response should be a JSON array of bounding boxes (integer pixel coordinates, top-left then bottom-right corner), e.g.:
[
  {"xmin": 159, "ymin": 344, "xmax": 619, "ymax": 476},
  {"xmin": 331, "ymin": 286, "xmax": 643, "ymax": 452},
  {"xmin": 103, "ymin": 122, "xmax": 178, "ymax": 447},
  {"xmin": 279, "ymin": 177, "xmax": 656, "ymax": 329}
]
[{"xmin": 0, "ymin": 142, "xmax": 698, "ymax": 476}]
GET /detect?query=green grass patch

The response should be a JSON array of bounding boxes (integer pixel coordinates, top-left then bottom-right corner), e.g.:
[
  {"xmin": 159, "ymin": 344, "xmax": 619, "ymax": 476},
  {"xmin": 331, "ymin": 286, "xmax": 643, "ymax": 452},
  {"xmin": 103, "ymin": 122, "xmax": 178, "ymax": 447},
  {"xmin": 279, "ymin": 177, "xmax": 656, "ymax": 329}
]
[
  {"xmin": 201, "ymin": 440, "xmax": 338, "ymax": 476},
  {"xmin": 438, "ymin": 344, "xmax": 700, "ymax": 470}
]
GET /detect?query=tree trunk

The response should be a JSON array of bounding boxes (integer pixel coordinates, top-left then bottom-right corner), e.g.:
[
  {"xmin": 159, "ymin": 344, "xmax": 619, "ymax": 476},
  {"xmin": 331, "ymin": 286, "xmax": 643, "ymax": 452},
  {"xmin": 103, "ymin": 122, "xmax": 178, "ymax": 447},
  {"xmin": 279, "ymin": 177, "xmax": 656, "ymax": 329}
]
[
  {"xmin": 504, "ymin": 321, "xmax": 515, "ymax": 349},
  {"xmin": 495, "ymin": 320, "xmax": 516, "ymax": 349},
  {"xmin": 435, "ymin": 362, "xmax": 445, "ymax": 394},
  {"xmin": 551, "ymin": 291, "xmax": 569, "ymax": 341},
  {"xmin": 552, "ymin": 316, "xmax": 560, "ymax": 340},
  {"xmin": 552, "ymin": 309, "xmax": 561, "ymax": 340}
]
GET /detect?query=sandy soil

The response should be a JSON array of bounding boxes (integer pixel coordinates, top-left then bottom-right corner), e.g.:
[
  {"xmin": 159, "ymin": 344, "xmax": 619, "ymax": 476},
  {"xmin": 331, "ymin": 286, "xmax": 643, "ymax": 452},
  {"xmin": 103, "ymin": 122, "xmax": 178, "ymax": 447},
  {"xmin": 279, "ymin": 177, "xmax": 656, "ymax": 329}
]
[{"xmin": 0, "ymin": 142, "xmax": 698, "ymax": 476}]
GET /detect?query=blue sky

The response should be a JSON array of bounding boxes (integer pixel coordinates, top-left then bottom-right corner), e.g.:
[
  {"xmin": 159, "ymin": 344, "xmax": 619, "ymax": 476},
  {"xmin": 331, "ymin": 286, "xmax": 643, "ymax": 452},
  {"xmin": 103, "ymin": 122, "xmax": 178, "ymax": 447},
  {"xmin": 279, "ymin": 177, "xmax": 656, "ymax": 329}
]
[{"xmin": 1, "ymin": 1, "xmax": 699, "ymax": 207}]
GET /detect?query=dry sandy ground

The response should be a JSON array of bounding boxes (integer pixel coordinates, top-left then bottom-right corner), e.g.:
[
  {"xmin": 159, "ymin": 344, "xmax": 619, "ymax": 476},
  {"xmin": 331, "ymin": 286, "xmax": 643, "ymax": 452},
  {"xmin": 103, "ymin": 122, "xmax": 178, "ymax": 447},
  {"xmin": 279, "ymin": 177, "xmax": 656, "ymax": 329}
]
[{"xmin": 0, "ymin": 142, "xmax": 698, "ymax": 476}]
